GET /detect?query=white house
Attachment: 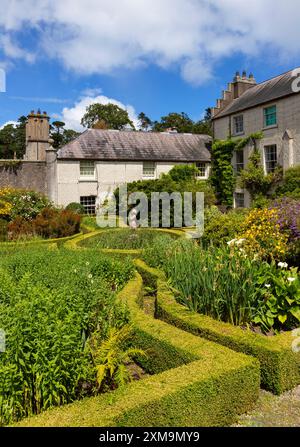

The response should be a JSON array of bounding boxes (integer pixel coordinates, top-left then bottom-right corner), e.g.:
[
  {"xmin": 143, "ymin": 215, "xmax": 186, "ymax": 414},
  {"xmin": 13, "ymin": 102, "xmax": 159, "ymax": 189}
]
[{"xmin": 19, "ymin": 112, "xmax": 212, "ymax": 214}]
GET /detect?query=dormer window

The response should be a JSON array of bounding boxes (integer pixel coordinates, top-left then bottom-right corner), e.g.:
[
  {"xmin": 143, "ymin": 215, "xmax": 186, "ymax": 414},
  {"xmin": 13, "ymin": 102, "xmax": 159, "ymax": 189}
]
[{"xmin": 233, "ymin": 115, "xmax": 244, "ymax": 135}]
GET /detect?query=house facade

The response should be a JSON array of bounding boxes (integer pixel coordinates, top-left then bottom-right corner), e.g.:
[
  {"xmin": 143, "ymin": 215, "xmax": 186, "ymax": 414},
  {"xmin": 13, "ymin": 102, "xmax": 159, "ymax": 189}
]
[
  {"xmin": 212, "ymin": 69, "xmax": 300, "ymax": 207},
  {"xmin": 1, "ymin": 112, "xmax": 211, "ymax": 214}
]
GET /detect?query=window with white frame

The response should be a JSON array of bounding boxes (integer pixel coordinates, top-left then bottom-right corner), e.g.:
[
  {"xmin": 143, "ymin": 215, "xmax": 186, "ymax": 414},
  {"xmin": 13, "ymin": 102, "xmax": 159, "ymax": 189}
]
[
  {"xmin": 234, "ymin": 192, "xmax": 245, "ymax": 208},
  {"xmin": 264, "ymin": 145, "xmax": 277, "ymax": 173},
  {"xmin": 196, "ymin": 162, "xmax": 207, "ymax": 178},
  {"xmin": 80, "ymin": 196, "xmax": 96, "ymax": 215},
  {"xmin": 80, "ymin": 161, "xmax": 95, "ymax": 179},
  {"xmin": 235, "ymin": 150, "xmax": 244, "ymax": 173},
  {"xmin": 143, "ymin": 161, "xmax": 156, "ymax": 178},
  {"xmin": 233, "ymin": 115, "xmax": 244, "ymax": 135}
]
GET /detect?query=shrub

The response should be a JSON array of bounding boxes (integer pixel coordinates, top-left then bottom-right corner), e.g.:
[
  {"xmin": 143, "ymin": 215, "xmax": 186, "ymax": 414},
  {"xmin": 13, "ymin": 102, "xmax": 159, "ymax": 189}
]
[
  {"xmin": 65, "ymin": 202, "xmax": 86, "ymax": 215},
  {"xmin": 168, "ymin": 164, "xmax": 198, "ymax": 182},
  {"xmin": 8, "ymin": 208, "xmax": 81, "ymax": 240},
  {"xmin": 276, "ymin": 165, "xmax": 300, "ymax": 198},
  {"xmin": 34, "ymin": 208, "xmax": 81, "ymax": 239},
  {"xmin": 7, "ymin": 216, "xmax": 35, "ymax": 240},
  {"xmin": 115, "ymin": 166, "xmax": 216, "ymax": 228},
  {"xmin": 0, "ymin": 187, "xmax": 51, "ymax": 221},
  {"xmin": 202, "ymin": 206, "xmax": 248, "ymax": 247},
  {"xmin": 238, "ymin": 208, "xmax": 289, "ymax": 261}
]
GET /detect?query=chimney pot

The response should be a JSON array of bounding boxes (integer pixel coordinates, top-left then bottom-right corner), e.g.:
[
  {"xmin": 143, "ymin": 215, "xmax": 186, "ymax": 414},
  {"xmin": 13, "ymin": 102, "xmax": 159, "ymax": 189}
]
[{"xmin": 242, "ymin": 70, "xmax": 247, "ymax": 79}]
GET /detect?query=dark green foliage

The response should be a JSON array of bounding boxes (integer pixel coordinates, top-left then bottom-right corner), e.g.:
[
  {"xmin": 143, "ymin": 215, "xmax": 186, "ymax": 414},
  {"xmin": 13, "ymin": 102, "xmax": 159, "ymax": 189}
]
[
  {"xmin": 210, "ymin": 133, "xmax": 263, "ymax": 206},
  {"xmin": 0, "ymin": 116, "xmax": 26, "ymax": 159},
  {"xmin": 152, "ymin": 109, "xmax": 212, "ymax": 136},
  {"xmin": 210, "ymin": 139, "xmax": 236, "ymax": 206},
  {"xmin": 115, "ymin": 165, "xmax": 216, "ymax": 228},
  {"xmin": 81, "ymin": 103, "xmax": 135, "ymax": 130},
  {"xmin": 65, "ymin": 202, "xmax": 86, "ymax": 215},
  {"xmin": 276, "ymin": 165, "xmax": 300, "ymax": 199},
  {"xmin": 238, "ymin": 150, "xmax": 283, "ymax": 200},
  {"xmin": 202, "ymin": 206, "xmax": 248, "ymax": 247}
]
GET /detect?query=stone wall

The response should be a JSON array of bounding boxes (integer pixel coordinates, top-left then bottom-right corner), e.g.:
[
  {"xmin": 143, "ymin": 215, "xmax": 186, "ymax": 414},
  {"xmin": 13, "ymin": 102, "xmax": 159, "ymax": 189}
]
[{"xmin": 0, "ymin": 160, "xmax": 47, "ymax": 194}]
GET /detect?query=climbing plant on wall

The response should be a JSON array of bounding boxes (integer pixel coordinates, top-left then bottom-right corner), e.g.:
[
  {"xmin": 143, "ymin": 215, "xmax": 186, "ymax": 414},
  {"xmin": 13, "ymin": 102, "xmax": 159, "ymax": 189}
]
[{"xmin": 210, "ymin": 132, "xmax": 263, "ymax": 207}]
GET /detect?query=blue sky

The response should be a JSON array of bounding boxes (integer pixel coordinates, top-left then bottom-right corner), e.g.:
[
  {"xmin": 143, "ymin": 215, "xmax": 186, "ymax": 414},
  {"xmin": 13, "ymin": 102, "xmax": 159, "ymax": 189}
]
[{"xmin": 1, "ymin": 0, "xmax": 300, "ymax": 130}]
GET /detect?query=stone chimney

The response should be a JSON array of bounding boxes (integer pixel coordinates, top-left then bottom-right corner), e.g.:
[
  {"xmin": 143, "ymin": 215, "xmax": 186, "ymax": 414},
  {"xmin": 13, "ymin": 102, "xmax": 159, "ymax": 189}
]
[
  {"xmin": 211, "ymin": 71, "xmax": 256, "ymax": 118},
  {"xmin": 24, "ymin": 110, "xmax": 50, "ymax": 161}
]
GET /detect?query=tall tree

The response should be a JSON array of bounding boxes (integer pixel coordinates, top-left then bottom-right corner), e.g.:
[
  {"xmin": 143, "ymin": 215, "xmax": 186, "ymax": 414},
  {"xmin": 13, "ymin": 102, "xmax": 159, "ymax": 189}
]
[
  {"xmin": 138, "ymin": 112, "xmax": 152, "ymax": 131},
  {"xmin": 0, "ymin": 116, "xmax": 26, "ymax": 159},
  {"xmin": 152, "ymin": 112, "xmax": 194, "ymax": 133},
  {"xmin": 81, "ymin": 103, "xmax": 135, "ymax": 130},
  {"xmin": 50, "ymin": 122, "xmax": 80, "ymax": 148}
]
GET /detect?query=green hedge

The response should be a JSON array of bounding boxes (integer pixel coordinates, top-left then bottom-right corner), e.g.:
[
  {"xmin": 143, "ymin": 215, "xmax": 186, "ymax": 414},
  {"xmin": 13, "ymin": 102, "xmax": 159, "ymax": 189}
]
[
  {"xmin": 16, "ymin": 272, "xmax": 259, "ymax": 427},
  {"xmin": 134, "ymin": 260, "xmax": 300, "ymax": 395}
]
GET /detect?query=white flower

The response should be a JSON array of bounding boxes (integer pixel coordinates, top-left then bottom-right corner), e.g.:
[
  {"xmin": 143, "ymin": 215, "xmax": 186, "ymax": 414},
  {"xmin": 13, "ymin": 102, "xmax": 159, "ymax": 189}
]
[
  {"xmin": 235, "ymin": 238, "xmax": 246, "ymax": 246},
  {"xmin": 88, "ymin": 274, "xmax": 93, "ymax": 279},
  {"xmin": 227, "ymin": 239, "xmax": 238, "ymax": 246},
  {"xmin": 278, "ymin": 262, "xmax": 288, "ymax": 269},
  {"xmin": 86, "ymin": 261, "xmax": 90, "ymax": 266},
  {"xmin": 73, "ymin": 269, "xmax": 77, "ymax": 273},
  {"xmin": 288, "ymin": 277, "xmax": 296, "ymax": 283},
  {"xmin": 265, "ymin": 284, "xmax": 271, "ymax": 288}
]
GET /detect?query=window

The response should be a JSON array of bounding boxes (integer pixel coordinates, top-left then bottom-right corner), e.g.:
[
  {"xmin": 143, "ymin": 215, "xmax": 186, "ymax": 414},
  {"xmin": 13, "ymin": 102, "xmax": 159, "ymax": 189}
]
[
  {"xmin": 264, "ymin": 105, "xmax": 277, "ymax": 127},
  {"xmin": 196, "ymin": 162, "xmax": 207, "ymax": 178},
  {"xmin": 264, "ymin": 145, "xmax": 277, "ymax": 173},
  {"xmin": 80, "ymin": 161, "xmax": 95, "ymax": 178},
  {"xmin": 143, "ymin": 161, "xmax": 156, "ymax": 178},
  {"xmin": 80, "ymin": 196, "xmax": 96, "ymax": 215},
  {"xmin": 235, "ymin": 192, "xmax": 245, "ymax": 208},
  {"xmin": 235, "ymin": 150, "xmax": 244, "ymax": 173},
  {"xmin": 233, "ymin": 115, "xmax": 244, "ymax": 135}
]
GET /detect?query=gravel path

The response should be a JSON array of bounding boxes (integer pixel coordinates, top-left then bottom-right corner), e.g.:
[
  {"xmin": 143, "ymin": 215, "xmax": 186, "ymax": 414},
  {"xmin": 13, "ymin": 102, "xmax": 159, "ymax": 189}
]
[{"xmin": 235, "ymin": 386, "xmax": 300, "ymax": 427}]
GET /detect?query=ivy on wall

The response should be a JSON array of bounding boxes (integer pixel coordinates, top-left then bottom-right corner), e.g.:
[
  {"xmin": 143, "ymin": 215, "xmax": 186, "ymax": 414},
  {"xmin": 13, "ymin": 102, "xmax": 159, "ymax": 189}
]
[{"xmin": 210, "ymin": 132, "xmax": 263, "ymax": 207}]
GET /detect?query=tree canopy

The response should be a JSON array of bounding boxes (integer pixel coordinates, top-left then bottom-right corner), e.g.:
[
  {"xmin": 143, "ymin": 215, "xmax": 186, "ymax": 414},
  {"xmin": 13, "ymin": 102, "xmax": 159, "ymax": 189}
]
[
  {"xmin": 0, "ymin": 116, "xmax": 26, "ymax": 159},
  {"xmin": 81, "ymin": 103, "xmax": 135, "ymax": 130}
]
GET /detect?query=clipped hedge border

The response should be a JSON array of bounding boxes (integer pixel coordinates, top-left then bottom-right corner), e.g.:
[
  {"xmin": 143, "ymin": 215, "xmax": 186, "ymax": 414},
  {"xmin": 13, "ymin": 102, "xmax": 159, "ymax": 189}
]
[
  {"xmin": 16, "ymin": 272, "xmax": 260, "ymax": 427},
  {"xmin": 134, "ymin": 260, "xmax": 300, "ymax": 395},
  {"xmin": 0, "ymin": 232, "xmax": 82, "ymax": 249}
]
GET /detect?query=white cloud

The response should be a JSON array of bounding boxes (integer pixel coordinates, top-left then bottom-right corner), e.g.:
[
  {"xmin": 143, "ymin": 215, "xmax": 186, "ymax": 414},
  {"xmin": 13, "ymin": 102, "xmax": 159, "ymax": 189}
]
[
  {"xmin": 0, "ymin": 120, "xmax": 18, "ymax": 129},
  {"xmin": 1, "ymin": 1, "xmax": 300, "ymax": 84},
  {"xmin": 60, "ymin": 91, "xmax": 138, "ymax": 131}
]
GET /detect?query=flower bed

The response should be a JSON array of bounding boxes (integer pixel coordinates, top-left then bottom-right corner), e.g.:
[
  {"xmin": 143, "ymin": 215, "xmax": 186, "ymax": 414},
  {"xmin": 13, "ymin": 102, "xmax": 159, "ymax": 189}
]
[
  {"xmin": 15, "ymin": 272, "xmax": 260, "ymax": 427},
  {"xmin": 134, "ymin": 260, "xmax": 300, "ymax": 395}
]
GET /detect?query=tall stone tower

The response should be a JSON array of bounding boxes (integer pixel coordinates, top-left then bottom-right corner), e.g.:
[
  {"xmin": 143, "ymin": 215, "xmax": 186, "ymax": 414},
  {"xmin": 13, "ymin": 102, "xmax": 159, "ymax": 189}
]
[{"xmin": 25, "ymin": 110, "xmax": 50, "ymax": 161}]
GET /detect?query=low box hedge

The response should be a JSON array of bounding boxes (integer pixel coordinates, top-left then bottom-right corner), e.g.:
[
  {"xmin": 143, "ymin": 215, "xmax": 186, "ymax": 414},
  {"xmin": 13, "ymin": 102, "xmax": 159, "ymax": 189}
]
[
  {"xmin": 16, "ymin": 272, "xmax": 259, "ymax": 427},
  {"xmin": 134, "ymin": 260, "xmax": 300, "ymax": 395}
]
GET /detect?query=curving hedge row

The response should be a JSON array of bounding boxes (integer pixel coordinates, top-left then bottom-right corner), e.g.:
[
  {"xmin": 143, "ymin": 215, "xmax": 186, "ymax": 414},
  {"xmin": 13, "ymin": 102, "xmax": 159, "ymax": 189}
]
[
  {"xmin": 134, "ymin": 260, "xmax": 300, "ymax": 395},
  {"xmin": 16, "ymin": 272, "xmax": 260, "ymax": 427}
]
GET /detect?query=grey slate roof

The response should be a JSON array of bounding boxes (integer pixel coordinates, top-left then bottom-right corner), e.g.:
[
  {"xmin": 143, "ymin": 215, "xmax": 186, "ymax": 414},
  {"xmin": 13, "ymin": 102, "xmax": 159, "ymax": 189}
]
[
  {"xmin": 214, "ymin": 69, "xmax": 299, "ymax": 119},
  {"xmin": 57, "ymin": 129, "xmax": 211, "ymax": 162}
]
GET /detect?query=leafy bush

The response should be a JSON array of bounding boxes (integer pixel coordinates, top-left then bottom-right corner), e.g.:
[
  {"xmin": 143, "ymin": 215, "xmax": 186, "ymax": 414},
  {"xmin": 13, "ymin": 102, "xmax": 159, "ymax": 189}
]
[
  {"xmin": 8, "ymin": 208, "xmax": 81, "ymax": 240},
  {"xmin": 0, "ymin": 187, "xmax": 51, "ymax": 221},
  {"xmin": 66, "ymin": 202, "xmax": 86, "ymax": 215},
  {"xmin": 0, "ymin": 219, "xmax": 8, "ymax": 241},
  {"xmin": 237, "ymin": 208, "xmax": 289, "ymax": 261},
  {"xmin": 252, "ymin": 264, "xmax": 300, "ymax": 333},
  {"xmin": 276, "ymin": 165, "xmax": 300, "ymax": 198},
  {"xmin": 201, "ymin": 206, "xmax": 248, "ymax": 247},
  {"xmin": 0, "ymin": 247, "xmax": 133, "ymax": 425},
  {"xmin": 115, "ymin": 165, "xmax": 216, "ymax": 228}
]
